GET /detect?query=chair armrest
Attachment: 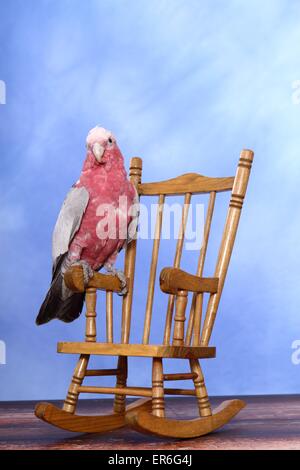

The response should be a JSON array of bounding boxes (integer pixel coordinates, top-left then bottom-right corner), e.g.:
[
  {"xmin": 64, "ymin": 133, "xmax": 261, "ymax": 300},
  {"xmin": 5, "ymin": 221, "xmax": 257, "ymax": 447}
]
[
  {"xmin": 64, "ymin": 265, "xmax": 125, "ymax": 293},
  {"xmin": 159, "ymin": 267, "xmax": 219, "ymax": 295}
]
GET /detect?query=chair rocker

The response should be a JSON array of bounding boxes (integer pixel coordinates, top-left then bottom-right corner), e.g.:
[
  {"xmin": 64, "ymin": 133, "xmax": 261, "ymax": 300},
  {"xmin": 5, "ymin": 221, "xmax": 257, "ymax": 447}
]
[{"xmin": 35, "ymin": 149, "xmax": 254, "ymax": 438}]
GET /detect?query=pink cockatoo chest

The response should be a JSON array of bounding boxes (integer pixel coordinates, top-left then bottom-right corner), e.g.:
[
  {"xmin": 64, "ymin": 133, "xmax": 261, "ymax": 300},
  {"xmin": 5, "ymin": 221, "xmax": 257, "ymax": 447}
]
[{"xmin": 68, "ymin": 164, "xmax": 136, "ymax": 270}]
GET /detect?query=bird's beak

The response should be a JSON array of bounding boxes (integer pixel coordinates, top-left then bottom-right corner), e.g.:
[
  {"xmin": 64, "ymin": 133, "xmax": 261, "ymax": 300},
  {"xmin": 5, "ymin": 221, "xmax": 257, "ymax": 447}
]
[{"xmin": 92, "ymin": 143, "xmax": 105, "ymax": 163}]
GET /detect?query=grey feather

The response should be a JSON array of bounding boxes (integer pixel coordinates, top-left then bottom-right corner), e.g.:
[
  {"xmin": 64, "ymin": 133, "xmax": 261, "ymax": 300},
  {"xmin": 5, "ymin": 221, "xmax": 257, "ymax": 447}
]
[
  {"xmin": 36, "ymin": 254, "xmax": 85, "ymax": 325},
  {"xmin": 36, "ymin": 186, "xmax": 89, "ymax": 326},
  {"xmin": 52, "ymin": 186, "xmax": 89, "ymax": 271}
]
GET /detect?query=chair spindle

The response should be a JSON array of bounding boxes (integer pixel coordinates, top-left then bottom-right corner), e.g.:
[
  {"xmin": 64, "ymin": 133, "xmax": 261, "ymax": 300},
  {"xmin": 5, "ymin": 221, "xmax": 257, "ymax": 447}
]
[
  {"xmin": 172, "ymin": 290, "xmax": 188, "ymax": 346},
  {"xmin": 186, "ymin": 191, "xmax": 216, "ymax": 346},
  {"xmin": 121, "ymin": 157, "xmax": 142, "ymax": 344},
  {"xmin": 163, "ymin": 193, "xmax": 191, "ymax": 345},
  {"xmin": 85, "ymin": 288, "xmax": 97, "ymax": 342},
  {"xmin": 189, "ymin": 359, "xmax": 212, "ymax": 417},
  {"xmin": 152, "ymin": 357, "xmax": 165, "ymax": 417},
  {"xmin": 143, "ymin": 194, "xmax": 165, "ymax": 344},
  {"xmin": 106, "ymin": 291, "xmax": 113, "ymax": 343},
  {"xmin": 113, "ymin": 356, "xmax": 128, "ymax": 414},
  {"xmin": 63, "ymin": 354, "xmax": 90, "ymax": 413}
]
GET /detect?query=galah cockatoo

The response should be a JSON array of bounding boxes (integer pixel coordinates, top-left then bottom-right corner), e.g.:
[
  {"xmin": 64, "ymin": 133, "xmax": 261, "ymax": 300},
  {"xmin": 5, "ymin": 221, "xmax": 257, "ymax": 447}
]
[{"xmin": 36, "ymin": 126, "xmax": 138, "ymax": 325}]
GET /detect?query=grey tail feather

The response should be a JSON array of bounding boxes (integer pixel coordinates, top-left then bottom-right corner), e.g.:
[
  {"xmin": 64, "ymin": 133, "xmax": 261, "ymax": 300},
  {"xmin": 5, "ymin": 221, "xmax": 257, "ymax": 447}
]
[{"xmin": 36, "ymin": 255, "xmax": 85, "ymax": 326}]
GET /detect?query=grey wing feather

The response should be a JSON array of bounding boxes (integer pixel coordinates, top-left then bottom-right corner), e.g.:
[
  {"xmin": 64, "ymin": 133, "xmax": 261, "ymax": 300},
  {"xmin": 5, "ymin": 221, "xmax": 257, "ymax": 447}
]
[{"xmin": 52, "ymin": 186, "xmax": 89, "ymax": 270}]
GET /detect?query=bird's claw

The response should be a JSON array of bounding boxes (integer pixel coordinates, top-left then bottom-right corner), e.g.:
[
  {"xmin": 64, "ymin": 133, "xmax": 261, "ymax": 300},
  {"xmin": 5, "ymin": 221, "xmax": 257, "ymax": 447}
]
[
  {"xmin": 105, "ymin": 263, "xmax": 128, "ymax": 296},
  {"xmin": 71, "ymin": 260, "xmax": 94, "ymax": 287},
  {"xmin": 115, "ymin": 270, "xmax": 128, "ymax": 296}
]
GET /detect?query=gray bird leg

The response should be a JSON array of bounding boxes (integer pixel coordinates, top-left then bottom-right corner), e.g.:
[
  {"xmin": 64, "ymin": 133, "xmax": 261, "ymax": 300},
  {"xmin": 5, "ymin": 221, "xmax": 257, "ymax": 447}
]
[
  {"xmin": 62, "ymin": 255, "xmax": 94, "ymax": 288},
  {"xmin": 70, "ymin": 259, "xmax": 94, "ymax": 286},
  {"xmin": 104, "ymin": 262, "xmax": 128, "ymax": 296}
]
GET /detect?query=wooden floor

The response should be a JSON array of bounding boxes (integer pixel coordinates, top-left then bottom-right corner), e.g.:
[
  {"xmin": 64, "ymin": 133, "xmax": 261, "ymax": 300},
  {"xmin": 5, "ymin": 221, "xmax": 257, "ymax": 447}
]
[{"xmin": 0, "ymin": 395, "xmax": 300, "ymax": 450}]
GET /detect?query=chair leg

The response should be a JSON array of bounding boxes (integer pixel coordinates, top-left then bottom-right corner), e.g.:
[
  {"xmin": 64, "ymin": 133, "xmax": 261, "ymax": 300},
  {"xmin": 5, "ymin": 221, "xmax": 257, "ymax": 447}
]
[
  {"xmin": 152, "ymin": 357, "xmax": 165, "ymax": 417},
  {"xmin": 63, "ymin": 354, "xmax": 90, "ymax": 413},
  {"xmin": 189, "ymin": 358, "xmax": 212, "ymax": 417},
  {"xmin": 113, "ymin": 356, "xmax": 128, "ymax": 414}
]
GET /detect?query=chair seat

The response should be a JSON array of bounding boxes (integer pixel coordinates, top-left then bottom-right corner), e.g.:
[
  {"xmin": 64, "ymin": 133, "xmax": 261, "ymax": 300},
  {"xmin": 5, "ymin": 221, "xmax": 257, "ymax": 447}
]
[{"xmin": 57, "ymin": 342, "xmax": 216, "ymax": 359}]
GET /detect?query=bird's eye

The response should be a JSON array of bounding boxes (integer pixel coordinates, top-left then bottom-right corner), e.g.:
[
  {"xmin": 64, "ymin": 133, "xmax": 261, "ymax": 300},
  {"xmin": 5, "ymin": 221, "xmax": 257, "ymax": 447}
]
[{"xmin": 108, "ymin": 137, "xmax": 113, "ymax": 144}]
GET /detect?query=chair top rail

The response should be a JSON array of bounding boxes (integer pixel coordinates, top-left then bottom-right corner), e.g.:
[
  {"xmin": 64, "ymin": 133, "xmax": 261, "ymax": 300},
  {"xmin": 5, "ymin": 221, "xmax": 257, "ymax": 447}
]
[{"xmin": 138, "ymin": 173, "xmax": 234, "ymax": 196}]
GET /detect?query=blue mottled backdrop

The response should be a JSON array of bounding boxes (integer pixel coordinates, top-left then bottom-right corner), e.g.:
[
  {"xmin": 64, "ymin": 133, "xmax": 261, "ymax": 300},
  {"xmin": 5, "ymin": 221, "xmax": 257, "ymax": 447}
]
[{"xmin": 1, "ymin": 0, "xmax": 300, "ymax": 400}]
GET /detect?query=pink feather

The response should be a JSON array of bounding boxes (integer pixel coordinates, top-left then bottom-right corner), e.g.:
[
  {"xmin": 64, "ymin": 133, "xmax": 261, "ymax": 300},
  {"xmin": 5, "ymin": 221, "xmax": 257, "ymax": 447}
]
[{"xmin": 68, "ymin": 127, "xmax": 136, "ymax": 270}]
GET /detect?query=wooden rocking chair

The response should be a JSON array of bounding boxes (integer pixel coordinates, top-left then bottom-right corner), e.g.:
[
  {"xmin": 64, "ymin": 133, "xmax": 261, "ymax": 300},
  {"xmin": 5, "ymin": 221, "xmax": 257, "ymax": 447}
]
[{"xmin": 35, "ymin": 149, "xmax": 253, "ymax": 438}]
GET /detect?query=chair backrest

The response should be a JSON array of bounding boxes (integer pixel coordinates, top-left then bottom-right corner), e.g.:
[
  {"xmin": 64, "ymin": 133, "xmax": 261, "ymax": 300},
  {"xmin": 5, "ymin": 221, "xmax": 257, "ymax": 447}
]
[{"xmin": 103, "ymin": 150, "xmax": 253, "ymax": 347}]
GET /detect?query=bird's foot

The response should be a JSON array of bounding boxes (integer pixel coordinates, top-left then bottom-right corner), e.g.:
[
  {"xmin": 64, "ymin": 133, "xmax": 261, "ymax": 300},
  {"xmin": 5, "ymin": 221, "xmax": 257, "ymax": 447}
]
[
  {"xmin": 104, "ymin": 263, "xmax": 128, "ymax": 296},
  {"xmin": 115, "ymin": 270, "xmax": 128, "ymax": 296},
  {"xmin": 70, "ymin": 260, "xmax": 94, "ymax": 287}
]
